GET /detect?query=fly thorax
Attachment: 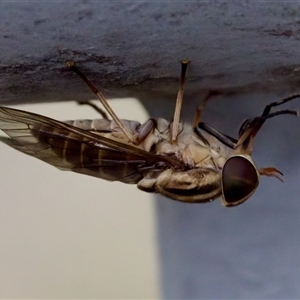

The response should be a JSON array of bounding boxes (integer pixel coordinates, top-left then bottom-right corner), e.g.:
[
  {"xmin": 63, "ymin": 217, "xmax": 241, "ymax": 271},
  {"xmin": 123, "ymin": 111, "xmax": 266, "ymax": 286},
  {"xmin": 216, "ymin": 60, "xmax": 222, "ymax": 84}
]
[
  {"xmin": 155, "ymin": 140, "xmax": 181, "ymax": 155},
  {"xmin": 140, "ymin": 129, "xmax": 161, "ymax": 152},
  {"xmin": 156, "ymin": 118, "xmax": 171, "ymax": 133},
  {"xmin": 174, "ymin": 125, "xmax": 211, "ymax": 167},
  {"xmin": 198, "ymin": 130, "xmax": 235, "ymax": 170},
  {"xmin": 179, "ymin": 143, "xmax": 211, "ymax": 167}
]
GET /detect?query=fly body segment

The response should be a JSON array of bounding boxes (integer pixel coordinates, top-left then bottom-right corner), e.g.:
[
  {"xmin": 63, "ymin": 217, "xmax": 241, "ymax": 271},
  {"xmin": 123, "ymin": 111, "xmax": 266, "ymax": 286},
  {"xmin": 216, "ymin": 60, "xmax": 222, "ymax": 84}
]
[{"xmin": 0, "ymin": 61, "xmax": 299, "ymax": 207}]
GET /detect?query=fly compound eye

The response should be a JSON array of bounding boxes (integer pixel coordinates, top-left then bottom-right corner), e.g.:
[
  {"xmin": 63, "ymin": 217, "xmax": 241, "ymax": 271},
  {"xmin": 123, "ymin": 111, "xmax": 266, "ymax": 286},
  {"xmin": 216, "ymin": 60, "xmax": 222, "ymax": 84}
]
[{"xmin": 221, "ymin": 156, "xmax": 259, "ymax": 207}]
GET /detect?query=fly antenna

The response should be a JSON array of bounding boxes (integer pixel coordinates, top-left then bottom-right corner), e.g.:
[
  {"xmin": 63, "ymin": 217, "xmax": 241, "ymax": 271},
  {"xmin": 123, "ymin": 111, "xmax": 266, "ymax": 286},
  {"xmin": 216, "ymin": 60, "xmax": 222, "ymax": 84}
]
[
  {"xmin": 171, "ymin": 60, "xmax": 190, "ymax": 143},
  {"xmin": 66, "ymin": 61, "xmax": 135, "ymax": 143}
]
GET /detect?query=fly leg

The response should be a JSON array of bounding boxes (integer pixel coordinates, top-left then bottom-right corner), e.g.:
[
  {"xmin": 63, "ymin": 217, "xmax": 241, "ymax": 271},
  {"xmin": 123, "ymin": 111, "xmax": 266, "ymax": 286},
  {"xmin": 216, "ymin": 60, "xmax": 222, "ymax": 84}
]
[
  {"xmin": 77, "ymin": 101, "xmax": 109, "ymax": 120},
  {"xmin": 171, "ymin": 60, "xmax": 190, "ymax": 143},
  {"xmin": 66, "ymin": 61, "xmax": 135, "ymax": 144},
  {"xmin": 197, "ymin": 106, "xmax": 298, "ymax": 151},
  {"xmin": 237, "ymin": 95, "xmax": 299, "ymax": 181},
  {"xmin": 194, "ymin": 91, "xmax": 238, "ymax": 149},
  {"xmin": 238, "ymin": 94, "xmax": 300, "ymax": 138},
  {"xmin": 236, "ymin": 95, "xmax": 300, "ymax": 153},
  {"xmin": 195, "ymin": 94, "xmax": 300, "ymax": 151},
  {"xmin": 193, "ymin": 90, "xmax": 221, "ymax": 127},
  {"xmin": 261, "ymin": 94, "xmax": 300, "ymax": 116},
  {"xmin": 67, "ymin": 61, "xmax": 160, "ymax": 146},
  {"xmin": 195, "ymin": 122, "xmax": 238, "ymax": 149}
]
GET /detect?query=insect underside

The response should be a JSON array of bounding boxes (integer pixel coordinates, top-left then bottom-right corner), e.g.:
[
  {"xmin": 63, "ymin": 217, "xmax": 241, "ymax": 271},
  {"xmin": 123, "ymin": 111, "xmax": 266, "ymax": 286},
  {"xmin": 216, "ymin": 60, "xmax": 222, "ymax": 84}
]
[{"xmin": 0, "ymin": 61, "xmax": 299, "ymax": 207}]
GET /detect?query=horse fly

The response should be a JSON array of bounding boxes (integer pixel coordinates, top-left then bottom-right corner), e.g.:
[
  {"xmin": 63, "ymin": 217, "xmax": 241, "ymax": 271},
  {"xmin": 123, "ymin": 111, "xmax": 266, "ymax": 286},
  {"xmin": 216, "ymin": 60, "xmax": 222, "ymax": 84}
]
[{"xmin": 0, "ymin": 61, "xmax": 299, "ymax": 207}]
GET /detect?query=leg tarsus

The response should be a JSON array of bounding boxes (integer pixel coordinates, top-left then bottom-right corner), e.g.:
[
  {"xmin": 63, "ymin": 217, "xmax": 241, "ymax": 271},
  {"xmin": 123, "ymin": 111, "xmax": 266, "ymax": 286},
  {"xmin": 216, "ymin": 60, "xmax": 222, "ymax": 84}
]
[{"xmin": 262, "ymin": 94, "xmax": 300, "ymax": 116}]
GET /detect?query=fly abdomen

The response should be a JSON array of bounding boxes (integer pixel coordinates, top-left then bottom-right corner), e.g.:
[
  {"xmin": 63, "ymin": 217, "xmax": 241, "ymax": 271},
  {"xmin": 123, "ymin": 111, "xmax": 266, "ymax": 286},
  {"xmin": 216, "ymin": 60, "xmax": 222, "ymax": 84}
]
[
  {"xmin": 64, "ymin": 119, "xmax": 112, "ymax": 131},
  {"xmin": 65, "ymin": 118, "xmax": 142, "ymax": 135},
  {"xmin": 33, "ymin": 124, "xmax": 145, "ymax": 183}
]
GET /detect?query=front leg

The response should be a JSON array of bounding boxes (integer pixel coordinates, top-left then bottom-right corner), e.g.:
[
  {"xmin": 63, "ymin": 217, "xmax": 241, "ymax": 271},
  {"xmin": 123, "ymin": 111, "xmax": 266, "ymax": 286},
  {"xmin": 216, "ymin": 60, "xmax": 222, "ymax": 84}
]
[
  {"xmin": 77, "ymin": 101, "xmax": 109, "ymax": 120},
  {"xmin": 195, "ymin": 122, "xmax": 238, "ymax": 149}
]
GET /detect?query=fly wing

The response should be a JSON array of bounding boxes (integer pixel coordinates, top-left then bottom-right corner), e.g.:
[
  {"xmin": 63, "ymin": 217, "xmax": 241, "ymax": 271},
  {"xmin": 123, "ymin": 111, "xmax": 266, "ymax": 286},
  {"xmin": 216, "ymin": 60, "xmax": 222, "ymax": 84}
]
[{"xmin": 0, "ymin": 106, "xmax": 183, "ymax": 184}]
